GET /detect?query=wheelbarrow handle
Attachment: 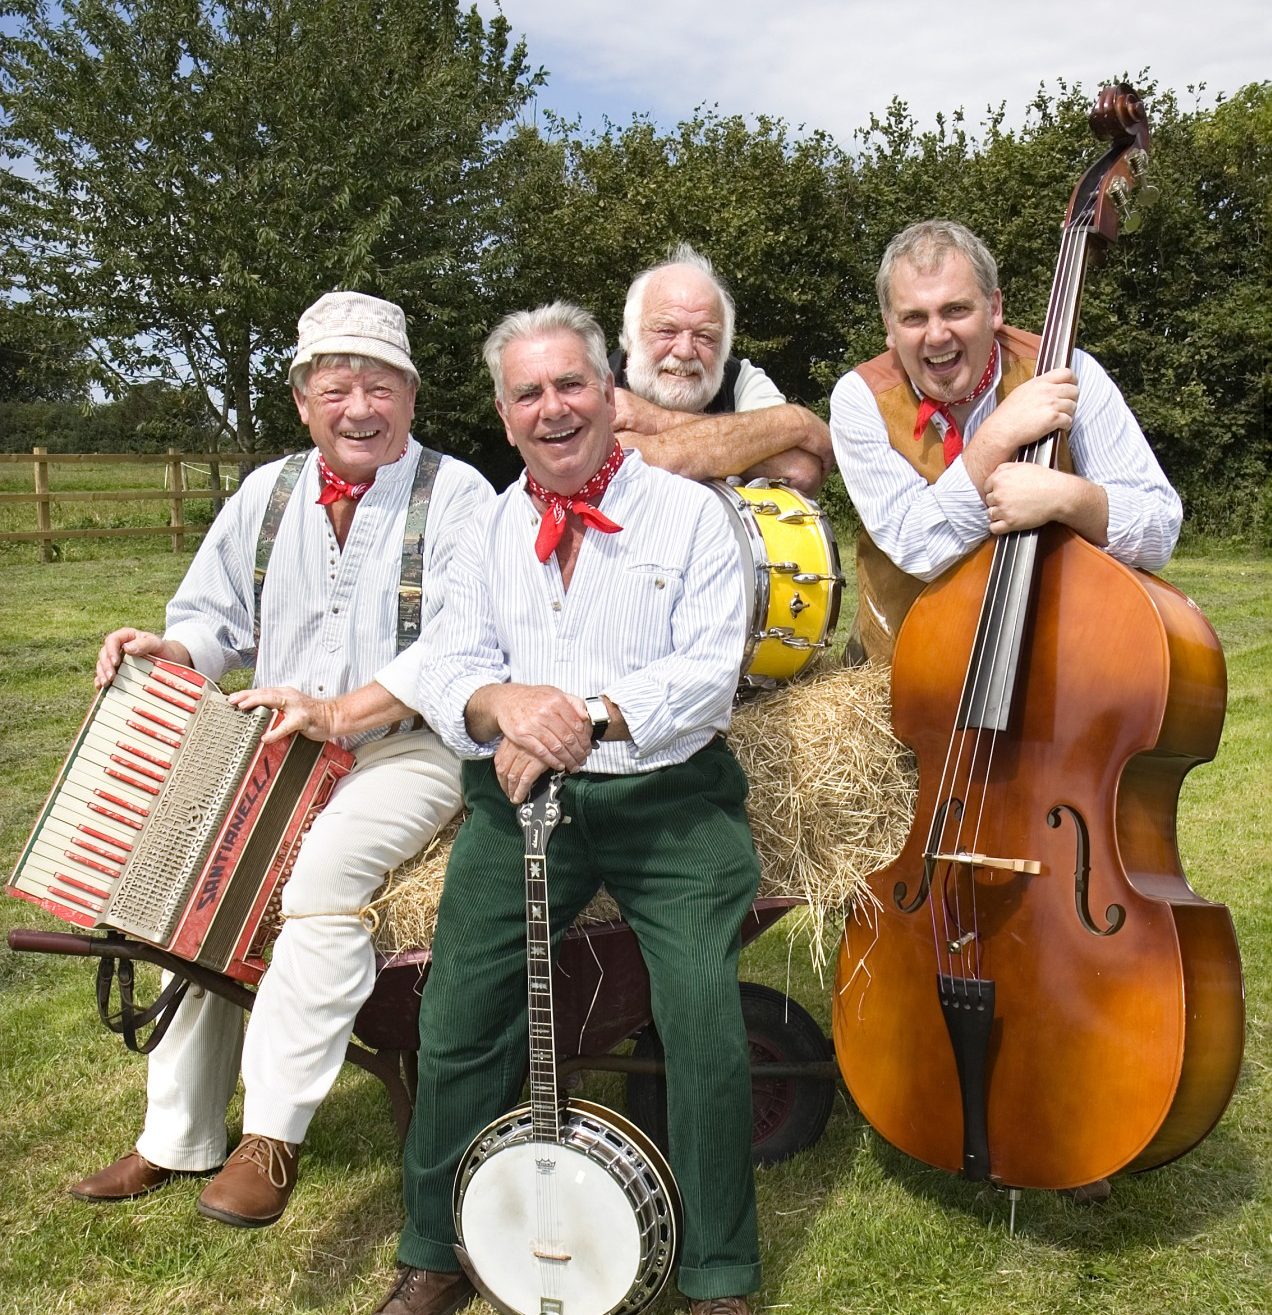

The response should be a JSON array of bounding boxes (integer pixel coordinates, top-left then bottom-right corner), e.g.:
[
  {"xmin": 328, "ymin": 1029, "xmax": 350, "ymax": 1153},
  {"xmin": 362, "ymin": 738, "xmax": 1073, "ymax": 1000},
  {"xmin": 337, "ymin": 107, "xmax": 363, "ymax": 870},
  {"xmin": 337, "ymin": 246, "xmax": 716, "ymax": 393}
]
[
  {"xmin": 8, "ymin": 927, "xmax": 99, "ymax": 957},
  {"xmin": 6, "ymin": 927, "xmax": 257, "ymax": 1012}
]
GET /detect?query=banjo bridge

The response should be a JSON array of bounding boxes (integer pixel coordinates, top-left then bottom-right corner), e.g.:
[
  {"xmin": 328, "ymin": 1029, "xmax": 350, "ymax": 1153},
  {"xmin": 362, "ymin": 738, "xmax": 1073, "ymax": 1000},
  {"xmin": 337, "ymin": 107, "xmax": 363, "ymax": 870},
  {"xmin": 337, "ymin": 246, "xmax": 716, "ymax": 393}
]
[{"xmin": 531, "ymin": 1246, "xmax": 573, "ymax": 1263}]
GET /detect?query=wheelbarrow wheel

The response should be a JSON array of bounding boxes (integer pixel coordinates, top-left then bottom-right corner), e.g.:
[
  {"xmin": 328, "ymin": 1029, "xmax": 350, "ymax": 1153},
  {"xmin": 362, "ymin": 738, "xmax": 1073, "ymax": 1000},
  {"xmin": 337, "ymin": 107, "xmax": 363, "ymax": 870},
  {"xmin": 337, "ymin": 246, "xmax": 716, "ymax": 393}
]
[{"xmin": 626, "ymin": 981, "xmax": 834, "ymax": 1166}]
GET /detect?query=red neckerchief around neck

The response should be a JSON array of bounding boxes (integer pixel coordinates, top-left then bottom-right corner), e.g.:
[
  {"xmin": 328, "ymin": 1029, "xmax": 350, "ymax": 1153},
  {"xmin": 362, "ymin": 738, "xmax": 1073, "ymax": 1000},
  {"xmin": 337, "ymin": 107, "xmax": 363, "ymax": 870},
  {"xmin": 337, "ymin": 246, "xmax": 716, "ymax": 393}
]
[
  {"xmin": 525, "ymin": 441, "xmax": 625, "ymax": 563},
  {"xmin": 315, "ymin": 443, "xmax": 408, "ymax": 506},
  {"xmin": 912, "ymin": 340, "xmax": 1000, "ymax": 467}
]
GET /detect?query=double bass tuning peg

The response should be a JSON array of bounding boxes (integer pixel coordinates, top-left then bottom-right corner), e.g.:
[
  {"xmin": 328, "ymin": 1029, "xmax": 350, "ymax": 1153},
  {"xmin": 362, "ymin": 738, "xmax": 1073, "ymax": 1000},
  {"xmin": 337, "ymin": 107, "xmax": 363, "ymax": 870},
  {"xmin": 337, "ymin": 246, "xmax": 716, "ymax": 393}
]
[
  {"xmin": 1126, "ymin": 149, "xmax": 1161, "ymax": 208},
  {"xmin": 1107, "ymin": 177, "xmax": 1143, "ymax": 233}
]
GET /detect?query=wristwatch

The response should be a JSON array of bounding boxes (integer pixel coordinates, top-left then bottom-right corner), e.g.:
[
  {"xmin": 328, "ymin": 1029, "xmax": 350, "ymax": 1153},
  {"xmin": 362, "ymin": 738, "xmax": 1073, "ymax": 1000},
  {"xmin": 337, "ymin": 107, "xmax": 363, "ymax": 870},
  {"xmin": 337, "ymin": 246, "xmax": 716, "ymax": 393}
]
[{"xmin": 584, "ymin": 694, "xmax": 610, "ymax": 744}]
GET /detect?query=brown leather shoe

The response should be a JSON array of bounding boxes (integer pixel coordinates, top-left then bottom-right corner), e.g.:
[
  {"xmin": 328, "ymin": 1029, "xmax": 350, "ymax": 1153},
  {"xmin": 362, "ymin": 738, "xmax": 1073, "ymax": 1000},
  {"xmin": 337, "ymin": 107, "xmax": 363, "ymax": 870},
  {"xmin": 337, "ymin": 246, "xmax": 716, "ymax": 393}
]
[
  {"xmin": 196, "ymin": 1134, "xmax": 298, "ymax": 1228},
  {"xmin": 372, "ymin": 1266, "xmax": 475, "ymax": 1315},
  {"xmin": 69, "ymin": 1150, "xmax": 175, "ymax": 1201},
  {"xmin": 689, "ymin": 1299, "xmax": 752, "ymax": 1315}
]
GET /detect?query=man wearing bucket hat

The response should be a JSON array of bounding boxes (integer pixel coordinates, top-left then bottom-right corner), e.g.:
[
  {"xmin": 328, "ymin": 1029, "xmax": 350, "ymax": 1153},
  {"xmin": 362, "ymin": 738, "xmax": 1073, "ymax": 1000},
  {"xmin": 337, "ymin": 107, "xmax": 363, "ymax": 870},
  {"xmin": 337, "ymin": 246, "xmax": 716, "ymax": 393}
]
[
  {"xmin": 610, "ymin": 243, "xmax": 833, "ymax": 496},
  {"xmin": 70, "ymin": 291, "xmax": 493, "ymax": 1228}
]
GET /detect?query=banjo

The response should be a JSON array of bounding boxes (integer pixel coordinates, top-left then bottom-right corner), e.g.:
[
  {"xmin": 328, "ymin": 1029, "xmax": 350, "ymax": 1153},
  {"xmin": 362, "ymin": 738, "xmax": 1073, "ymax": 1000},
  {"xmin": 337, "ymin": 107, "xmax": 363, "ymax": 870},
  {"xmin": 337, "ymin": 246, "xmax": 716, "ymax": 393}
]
[{"xmin": 453, "ymin": 772, "xmax": 682, "ymax": 1315}]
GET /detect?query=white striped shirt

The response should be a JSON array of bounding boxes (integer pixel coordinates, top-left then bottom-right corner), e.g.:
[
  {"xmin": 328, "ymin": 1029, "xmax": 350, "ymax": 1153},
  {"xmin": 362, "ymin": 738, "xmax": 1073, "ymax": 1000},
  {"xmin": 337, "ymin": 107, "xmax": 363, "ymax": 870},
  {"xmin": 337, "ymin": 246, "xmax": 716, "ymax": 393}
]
[
  {"xmin": 829, "ymin": 346, "xmax": 1183, "ymax": 581},
  {"xmin": 164, "ymin": 439, "xmax": 493, "ymax": 749},
  {"xmin": 379, "ymin": 450, "xmax": 748, "ymax": 773}
]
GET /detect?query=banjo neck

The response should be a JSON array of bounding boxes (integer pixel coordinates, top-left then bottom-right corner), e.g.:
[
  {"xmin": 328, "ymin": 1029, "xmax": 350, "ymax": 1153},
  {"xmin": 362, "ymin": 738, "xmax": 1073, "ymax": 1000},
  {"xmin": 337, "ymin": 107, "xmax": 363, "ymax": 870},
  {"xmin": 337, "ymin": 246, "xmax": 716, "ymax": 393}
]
[{"xmin": 520, "ymin": 772, "xmax": 566, "ymax": 1144}]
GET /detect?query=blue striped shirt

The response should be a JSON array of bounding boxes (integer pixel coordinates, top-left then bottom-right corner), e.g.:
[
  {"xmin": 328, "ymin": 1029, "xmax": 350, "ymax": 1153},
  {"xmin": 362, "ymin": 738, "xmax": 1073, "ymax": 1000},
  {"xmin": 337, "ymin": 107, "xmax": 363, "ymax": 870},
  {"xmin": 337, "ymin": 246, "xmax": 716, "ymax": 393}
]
[
  {"xmin": 830, "ymin": 346, "xmax": 1182, "ymax": 581},
  {"xmin": 164, "ymin": 439, "xmax": 493, "ymax": 749},
  {"xmin": 380, "ymin": 450, "xmax": 748, "ymax": 773}
]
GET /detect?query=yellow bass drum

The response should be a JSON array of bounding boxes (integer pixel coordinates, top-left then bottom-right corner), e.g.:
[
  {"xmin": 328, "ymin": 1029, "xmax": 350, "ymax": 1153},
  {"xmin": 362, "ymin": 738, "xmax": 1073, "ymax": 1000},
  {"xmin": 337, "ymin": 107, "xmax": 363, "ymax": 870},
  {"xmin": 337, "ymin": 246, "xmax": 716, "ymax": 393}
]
[{"xmin": 708, "ymin": 479, "xmax": 843, "ymax": 684}]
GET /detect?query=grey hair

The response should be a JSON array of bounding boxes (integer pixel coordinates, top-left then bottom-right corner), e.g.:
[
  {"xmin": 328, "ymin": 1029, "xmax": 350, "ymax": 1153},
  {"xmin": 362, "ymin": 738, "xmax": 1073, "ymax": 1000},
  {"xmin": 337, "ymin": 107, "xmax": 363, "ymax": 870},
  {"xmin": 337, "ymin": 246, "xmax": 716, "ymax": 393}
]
[
  {"xmin": 876, "ymin": 220, "xmax": 999, "ymax": 319},
  {"xmin": 483, "ymin": 301, "xmax": 610, "ymax": 402},
  {"xmin": 620, "ymin": 241, "xmax": 736, "ymax": 359},
  {"xmin": 291, "ymin": 353, "xmax": 415, "ymax": 395}
]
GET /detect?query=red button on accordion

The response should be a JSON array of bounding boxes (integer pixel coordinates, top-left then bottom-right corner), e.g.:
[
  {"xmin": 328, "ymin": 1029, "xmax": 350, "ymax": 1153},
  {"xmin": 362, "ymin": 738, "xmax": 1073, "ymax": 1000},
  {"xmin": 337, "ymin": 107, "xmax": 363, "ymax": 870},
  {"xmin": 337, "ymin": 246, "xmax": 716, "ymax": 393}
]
[{"xmin": 6, "ymin": 655, "xmax": 353, "ymax": 983}]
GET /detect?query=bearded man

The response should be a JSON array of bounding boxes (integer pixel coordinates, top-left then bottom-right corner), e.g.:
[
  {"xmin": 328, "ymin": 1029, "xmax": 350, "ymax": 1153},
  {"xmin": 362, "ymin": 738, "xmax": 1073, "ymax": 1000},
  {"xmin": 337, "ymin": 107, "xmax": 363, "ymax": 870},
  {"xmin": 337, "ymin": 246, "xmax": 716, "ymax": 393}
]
[{"xmin": 610, "ymin": 243, "xmax": 832, "ymax": 496}]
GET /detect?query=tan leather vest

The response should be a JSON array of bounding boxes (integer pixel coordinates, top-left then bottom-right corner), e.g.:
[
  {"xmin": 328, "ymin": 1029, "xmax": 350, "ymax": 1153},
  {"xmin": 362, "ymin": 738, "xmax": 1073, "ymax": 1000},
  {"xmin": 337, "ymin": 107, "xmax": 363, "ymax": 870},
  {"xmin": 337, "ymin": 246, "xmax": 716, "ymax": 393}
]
[{"xmin": 848, "ymin": 326, "xmax": 1071, "ymax": 664}]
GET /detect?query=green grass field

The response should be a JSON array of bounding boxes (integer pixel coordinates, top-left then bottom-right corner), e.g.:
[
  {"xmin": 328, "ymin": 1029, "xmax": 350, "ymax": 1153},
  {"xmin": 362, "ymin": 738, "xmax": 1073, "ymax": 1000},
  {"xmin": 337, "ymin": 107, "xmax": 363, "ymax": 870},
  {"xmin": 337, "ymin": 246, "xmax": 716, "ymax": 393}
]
[{"xmin": 0, "ymin": 547, "xmax": 1268, "ymax": 1315}]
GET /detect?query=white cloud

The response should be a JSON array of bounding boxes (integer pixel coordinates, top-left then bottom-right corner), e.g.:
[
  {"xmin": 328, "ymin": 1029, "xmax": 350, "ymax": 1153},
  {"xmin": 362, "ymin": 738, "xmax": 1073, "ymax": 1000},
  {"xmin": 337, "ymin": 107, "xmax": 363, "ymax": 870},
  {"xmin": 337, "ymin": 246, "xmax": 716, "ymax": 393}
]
[{"xmin": 480, "ymin": 0, "xmax": 1270, "ymax": 142}]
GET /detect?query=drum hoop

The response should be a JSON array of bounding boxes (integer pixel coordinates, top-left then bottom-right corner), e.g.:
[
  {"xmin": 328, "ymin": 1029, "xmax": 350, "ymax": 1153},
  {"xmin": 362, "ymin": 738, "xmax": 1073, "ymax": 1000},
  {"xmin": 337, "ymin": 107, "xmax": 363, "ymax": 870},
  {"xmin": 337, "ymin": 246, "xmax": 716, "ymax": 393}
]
[
  {"xmin": 454, "ymin": 1100, "xmax": 681, "ymax": 1314},
  {"xmin": 706, "ymin": 480, "xmax": 771, "ymax": 675}
]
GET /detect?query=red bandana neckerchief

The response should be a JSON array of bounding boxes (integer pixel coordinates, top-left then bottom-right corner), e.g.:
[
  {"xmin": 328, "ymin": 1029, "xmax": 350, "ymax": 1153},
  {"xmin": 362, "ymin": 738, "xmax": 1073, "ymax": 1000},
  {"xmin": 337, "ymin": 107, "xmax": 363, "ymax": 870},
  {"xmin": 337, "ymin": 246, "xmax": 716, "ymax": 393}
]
[
  {"xmin": 525, "ymin": 442, "xmax": 626, "ymax": 563},
  {"xmin": 913, "ymin": 341, "xmax": 1000, "ymax": 467},
  {"xmin": 315, "ymin": 443, "xmax": 408, "ymax": 506}
]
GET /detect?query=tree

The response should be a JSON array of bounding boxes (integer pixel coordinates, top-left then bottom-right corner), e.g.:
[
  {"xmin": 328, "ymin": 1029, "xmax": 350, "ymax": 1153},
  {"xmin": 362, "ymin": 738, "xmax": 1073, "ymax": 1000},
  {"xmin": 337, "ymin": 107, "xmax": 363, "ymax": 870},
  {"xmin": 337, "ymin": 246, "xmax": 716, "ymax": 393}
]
[
  {"xmin": 0, "ymin": 0, "xmax": 541, "ymax": 458},
  {"xmin": 0, "ymin": 300, "xmax": 88, "ymax": 402}
]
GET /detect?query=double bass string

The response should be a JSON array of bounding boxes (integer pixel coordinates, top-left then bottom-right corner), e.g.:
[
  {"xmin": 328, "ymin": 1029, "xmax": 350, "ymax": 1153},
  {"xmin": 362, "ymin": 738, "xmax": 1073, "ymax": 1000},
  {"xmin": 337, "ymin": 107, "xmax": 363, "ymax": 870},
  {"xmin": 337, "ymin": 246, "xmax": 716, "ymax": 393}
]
[{"xmin": 922, "ymin": 211, "xmax": 1098, "ymax": 988}]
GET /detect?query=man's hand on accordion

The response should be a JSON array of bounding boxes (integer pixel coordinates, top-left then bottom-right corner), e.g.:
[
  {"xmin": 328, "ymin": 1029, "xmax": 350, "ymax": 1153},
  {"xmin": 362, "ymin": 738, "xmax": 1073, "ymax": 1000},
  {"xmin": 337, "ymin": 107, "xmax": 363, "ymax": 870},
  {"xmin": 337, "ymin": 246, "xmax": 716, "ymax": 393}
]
[
  {"xmin": 229, "ymin": 679, "xmax": 417, "ymax": 745},
  {"xmin": 229, "ymin": 686, "xmax": 338, "ymax": 744},
  {"xmin": 95, "ymin": 628, "xmax": 193, "ymax": 690}
]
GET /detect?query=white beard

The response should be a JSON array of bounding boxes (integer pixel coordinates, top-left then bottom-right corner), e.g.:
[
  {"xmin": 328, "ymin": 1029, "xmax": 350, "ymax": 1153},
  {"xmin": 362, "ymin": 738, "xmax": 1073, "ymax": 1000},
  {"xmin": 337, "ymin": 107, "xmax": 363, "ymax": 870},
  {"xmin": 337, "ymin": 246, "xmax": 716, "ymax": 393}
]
[{"xmin": 625, "ymin": 342, "xmax": 726, "ymax": 414}]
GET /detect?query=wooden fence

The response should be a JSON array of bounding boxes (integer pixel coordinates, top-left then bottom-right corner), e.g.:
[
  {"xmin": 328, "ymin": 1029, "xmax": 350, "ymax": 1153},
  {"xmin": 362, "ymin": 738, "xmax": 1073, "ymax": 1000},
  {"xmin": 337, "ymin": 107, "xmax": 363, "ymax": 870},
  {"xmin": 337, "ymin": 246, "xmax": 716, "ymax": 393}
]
[{"xmin": 0, "ymin": 448, "xmax": 292, "ymax": 561}]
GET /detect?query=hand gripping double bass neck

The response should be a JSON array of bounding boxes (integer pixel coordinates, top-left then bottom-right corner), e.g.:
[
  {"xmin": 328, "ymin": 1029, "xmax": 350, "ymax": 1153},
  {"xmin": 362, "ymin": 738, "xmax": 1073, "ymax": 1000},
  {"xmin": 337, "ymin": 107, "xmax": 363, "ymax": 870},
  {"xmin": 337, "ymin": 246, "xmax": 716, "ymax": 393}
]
[
  {"xmin": 832, "ymin": 84, "xmax": 1245, "ymax": 1193},
  {"xmin": 453, "ymin": 771, "xmax": 681, "ymax": 1315}
]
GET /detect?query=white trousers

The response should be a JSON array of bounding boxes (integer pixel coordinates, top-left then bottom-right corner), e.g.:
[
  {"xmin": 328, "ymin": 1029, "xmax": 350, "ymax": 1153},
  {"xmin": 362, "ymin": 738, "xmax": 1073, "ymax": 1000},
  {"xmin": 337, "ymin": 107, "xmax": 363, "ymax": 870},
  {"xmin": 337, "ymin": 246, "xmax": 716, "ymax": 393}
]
[{"xmin": 135, "ymin": 730, "xmax": 462, "ymax": 1170}]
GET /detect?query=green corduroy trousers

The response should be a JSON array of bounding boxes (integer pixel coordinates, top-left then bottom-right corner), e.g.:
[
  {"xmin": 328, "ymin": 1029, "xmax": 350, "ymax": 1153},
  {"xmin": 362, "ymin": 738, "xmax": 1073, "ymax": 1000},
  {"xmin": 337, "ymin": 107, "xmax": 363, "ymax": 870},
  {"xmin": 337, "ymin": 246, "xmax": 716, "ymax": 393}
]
[{"xmin": 397, "ymin": 740, "xmax": 762, "ymax": 1300}]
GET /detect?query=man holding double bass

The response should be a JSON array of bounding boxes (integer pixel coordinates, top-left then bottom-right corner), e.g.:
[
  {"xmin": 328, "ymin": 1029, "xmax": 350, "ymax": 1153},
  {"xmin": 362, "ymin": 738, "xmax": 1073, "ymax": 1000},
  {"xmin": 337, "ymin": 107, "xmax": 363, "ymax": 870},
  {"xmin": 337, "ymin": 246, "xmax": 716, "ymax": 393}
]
[
  {"xmin": 830, "ymin": 218, "xmax": 1181, "ymax": 667},
  {"xmin": 829, "ymin": 217, "xmax": 1189, "ymax": 1202}
]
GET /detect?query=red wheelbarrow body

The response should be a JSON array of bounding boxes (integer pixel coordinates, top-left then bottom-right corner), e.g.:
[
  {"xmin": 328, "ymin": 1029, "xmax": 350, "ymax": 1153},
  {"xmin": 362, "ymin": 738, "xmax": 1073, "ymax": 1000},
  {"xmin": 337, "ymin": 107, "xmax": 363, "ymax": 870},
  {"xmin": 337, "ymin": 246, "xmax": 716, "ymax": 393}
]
[{"xmin": 8, "ymin": 896, "xmax": 836, "ymax": 1162}]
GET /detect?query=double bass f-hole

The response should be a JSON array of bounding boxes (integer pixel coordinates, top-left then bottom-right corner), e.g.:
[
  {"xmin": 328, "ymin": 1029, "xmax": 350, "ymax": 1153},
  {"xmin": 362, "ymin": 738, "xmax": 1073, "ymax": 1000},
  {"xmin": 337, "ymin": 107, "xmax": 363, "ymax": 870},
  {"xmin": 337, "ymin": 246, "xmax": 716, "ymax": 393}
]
[
  {"xmin": 1047, "ymin": 803, "xmax": 1126, "ymax": 937},
  {"xmin": 896, "ymin": 796, "xmax": 964, "ymax": 913}
]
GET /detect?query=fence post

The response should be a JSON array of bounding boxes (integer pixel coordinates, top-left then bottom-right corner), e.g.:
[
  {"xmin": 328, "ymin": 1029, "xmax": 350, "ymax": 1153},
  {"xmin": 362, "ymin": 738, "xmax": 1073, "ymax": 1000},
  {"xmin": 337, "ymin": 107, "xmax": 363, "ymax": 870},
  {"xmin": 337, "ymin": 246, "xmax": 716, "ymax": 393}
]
[
  {"xmin": 167, "ymin": 446, "xmax": 185, "ymax": 552},
  {"xmin": 33, "ymin": 446, "xmax": 53, "ymax": 563},
  {"xmin": 208, "ymin": 453, "xmax": 224, "ymax": 518}
]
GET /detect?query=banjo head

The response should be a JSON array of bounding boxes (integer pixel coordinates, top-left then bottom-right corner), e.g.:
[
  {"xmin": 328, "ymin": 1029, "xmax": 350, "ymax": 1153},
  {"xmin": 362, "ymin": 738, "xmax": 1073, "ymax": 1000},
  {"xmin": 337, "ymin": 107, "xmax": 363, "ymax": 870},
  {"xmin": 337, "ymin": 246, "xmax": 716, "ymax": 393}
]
[{"xmin": 454, "ymin": 1100, "xmax": 681, "ymax": 1315}]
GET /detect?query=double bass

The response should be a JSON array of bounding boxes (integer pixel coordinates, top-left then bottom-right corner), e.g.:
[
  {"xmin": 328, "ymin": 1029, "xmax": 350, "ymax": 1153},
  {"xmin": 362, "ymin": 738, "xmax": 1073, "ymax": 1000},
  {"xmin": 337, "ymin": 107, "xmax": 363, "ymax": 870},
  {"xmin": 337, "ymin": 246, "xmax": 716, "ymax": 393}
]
[{"xmin": 832, "ymin": 85, "xmax": 1245, "ymax": 1193}]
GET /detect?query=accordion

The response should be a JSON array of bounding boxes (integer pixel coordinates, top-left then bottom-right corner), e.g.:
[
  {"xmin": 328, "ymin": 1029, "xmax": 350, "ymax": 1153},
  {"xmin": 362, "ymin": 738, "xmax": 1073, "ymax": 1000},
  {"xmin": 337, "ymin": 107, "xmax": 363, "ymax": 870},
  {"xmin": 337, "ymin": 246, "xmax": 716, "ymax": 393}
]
[{"xmin": 7, "ymin": 655, "xmax": 353, "ymax": 983}]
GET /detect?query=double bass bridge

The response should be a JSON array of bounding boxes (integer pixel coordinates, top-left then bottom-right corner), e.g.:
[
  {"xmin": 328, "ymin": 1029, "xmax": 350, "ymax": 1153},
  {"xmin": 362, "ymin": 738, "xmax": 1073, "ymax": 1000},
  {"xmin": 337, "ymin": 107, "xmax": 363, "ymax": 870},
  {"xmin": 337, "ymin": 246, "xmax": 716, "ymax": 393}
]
[{"xmin": 926, "ymin": 850, "xmax": 1042, "ymax": 878}]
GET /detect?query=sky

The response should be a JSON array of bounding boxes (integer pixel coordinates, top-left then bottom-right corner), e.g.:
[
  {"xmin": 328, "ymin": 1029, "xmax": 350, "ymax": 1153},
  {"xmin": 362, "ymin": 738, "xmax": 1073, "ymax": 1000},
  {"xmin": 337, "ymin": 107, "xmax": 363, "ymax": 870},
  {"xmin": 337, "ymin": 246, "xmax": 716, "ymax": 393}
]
[{"xmin": 475, "ymin": 0, "xmax": 1270, "ymax": 144}]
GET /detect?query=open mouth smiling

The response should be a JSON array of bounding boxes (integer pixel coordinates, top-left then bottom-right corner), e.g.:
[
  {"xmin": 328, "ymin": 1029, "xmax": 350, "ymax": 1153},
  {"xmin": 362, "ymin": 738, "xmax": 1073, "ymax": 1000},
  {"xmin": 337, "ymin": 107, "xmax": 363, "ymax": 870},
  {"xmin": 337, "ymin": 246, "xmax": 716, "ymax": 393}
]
[{"xmin": 539, "ymin": 426, "xmax": 581, "ymax": 445}]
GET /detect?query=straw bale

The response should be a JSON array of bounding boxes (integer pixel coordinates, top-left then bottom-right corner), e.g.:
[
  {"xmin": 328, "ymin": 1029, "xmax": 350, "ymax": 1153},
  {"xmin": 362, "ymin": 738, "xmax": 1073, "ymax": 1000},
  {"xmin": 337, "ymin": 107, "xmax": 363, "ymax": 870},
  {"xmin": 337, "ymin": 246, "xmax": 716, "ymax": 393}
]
[
  {"xmin": 728, "ymin": 662, "xmax": 916, "ymax": 971},
  {"xmin": 367, "ymin": 822, "xmax": 620, "ymax": 956},
  {"xmin": 369, "ymin": 663, "xmax": 915, "ymax": 972}
]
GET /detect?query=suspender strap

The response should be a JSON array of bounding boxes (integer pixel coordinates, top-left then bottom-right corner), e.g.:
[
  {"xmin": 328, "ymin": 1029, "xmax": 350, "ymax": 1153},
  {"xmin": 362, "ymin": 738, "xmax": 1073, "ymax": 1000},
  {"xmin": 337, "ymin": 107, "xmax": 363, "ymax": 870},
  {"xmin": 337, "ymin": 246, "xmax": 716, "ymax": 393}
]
[
  {"xmin": 252, "ymin": 446, "xmax": 443, "ymax": 664},
  {"xmin": 397, "ymin": 447, "xmax": 443, "ymax": 654},
  {"xmin": 253, "ymin": 451, "xmax": 308, "ymax": 652}
]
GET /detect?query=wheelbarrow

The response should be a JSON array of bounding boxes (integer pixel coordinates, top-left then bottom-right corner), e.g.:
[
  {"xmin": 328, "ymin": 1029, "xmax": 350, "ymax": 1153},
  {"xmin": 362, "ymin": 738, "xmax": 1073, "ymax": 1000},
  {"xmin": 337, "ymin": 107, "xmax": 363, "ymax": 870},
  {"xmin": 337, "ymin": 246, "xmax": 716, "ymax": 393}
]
[{"xmin": 7, "ymin": 896, "xmax": 837, "ymax": 1165}]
